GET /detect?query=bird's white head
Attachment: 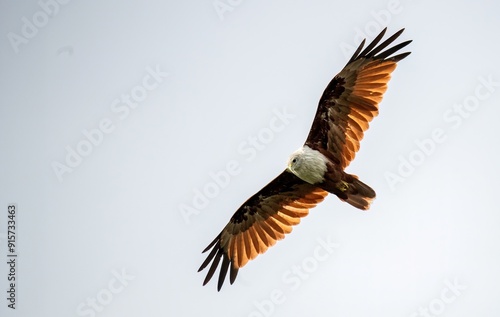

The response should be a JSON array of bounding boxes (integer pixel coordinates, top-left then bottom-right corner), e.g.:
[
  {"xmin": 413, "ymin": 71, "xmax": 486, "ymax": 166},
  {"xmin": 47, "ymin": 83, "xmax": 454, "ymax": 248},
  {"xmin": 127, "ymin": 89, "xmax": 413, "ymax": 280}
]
[
  {"xmin": 287, "ymin": 146, "xmax": 329, "ymax": 185},
  {"xmin": 287, "ymin": 150, "xmax": 302, "ymax": 174}
]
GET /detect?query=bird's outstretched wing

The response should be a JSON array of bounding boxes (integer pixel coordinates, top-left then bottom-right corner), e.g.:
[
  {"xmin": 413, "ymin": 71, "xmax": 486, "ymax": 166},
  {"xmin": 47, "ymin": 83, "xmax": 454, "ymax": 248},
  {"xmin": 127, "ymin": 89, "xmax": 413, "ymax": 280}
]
[
  {"xmin": 198, "ymin": 170, "xmax": 328, "ymax": 291},
  {"xmin": 305, "ymin": 28, "xmax": 412, "ymax": 169}
]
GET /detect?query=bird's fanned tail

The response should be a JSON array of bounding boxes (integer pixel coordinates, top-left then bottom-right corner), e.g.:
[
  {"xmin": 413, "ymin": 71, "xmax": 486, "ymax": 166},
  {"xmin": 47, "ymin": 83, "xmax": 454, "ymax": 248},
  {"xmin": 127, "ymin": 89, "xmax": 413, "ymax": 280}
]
[{"xmin": 339, "ymin": 173, "xmax": 376, "ymax": 210}]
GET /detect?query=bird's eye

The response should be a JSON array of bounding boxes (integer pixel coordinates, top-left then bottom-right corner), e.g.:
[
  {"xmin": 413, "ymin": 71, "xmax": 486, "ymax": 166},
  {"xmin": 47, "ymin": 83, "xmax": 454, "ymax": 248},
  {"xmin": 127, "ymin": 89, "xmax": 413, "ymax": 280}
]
[{"xmin": 292, "ymin": 158, "xmax": 297, "ymax": 163}]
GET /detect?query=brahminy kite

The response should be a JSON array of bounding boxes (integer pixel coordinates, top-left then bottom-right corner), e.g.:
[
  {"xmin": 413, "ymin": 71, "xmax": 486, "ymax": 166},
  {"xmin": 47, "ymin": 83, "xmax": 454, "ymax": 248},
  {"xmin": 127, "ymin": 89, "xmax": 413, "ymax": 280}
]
[{"xmin": 198, "ymin": 28, "xmax": 411, "ymax": 291}]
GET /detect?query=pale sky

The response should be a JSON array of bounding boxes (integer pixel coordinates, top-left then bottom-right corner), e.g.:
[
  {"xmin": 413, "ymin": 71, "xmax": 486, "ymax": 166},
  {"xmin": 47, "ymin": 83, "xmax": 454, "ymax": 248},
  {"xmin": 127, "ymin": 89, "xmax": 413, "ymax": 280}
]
[{"xmin": 1, "ymin": 1, "xmax": 500, "ymax": 316}]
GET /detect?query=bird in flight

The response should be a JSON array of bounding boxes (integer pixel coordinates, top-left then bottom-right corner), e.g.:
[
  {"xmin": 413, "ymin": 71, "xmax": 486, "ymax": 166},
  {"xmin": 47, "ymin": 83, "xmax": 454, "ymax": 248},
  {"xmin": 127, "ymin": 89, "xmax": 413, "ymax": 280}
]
[{"xmin": 198, "ymin": 28, "xmax": 411, "ymax": 291}]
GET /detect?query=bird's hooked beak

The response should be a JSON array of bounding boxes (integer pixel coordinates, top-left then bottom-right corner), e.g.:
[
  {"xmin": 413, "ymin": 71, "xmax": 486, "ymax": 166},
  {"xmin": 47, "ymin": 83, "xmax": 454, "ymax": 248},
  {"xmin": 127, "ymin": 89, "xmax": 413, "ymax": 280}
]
[{"xmin": 286, "ymin": 156, "xmax": 296, "ymax": 173}]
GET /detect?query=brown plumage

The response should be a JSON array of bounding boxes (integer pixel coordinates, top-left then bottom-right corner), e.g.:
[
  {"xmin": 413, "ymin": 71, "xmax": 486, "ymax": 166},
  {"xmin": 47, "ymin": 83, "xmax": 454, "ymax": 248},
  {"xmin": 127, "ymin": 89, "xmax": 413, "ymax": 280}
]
[
  {"xmin": 306, "ymin": 28, "xmax": 411, "ymax": 169},
  {"xmin": 198, "ymin": 171, "xmax": 328, "ymax": 290},
  {"xmin": 199, "ymin": 28, "xmax": 411, "ymax": 291}
]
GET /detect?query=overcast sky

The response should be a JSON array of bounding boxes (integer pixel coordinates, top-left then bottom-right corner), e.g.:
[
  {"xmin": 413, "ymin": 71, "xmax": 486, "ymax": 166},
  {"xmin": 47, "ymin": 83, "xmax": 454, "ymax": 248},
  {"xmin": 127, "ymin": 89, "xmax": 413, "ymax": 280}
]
[{"xmin": 1, "ymin": 0, "xmax": 500, "ymax": 316}]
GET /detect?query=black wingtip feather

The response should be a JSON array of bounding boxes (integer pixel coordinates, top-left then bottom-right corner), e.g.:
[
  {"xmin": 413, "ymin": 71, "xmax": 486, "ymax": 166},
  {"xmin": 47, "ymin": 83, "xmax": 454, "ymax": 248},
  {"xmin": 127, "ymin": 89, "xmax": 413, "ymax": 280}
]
[
  {"xmin": 217, "ymin": 254, "xmax": 230, "ymax": 291},
  {"xmin": 346, "ymin": 27, "xmax": 410, "ymax": 65},
  {"xmin": 357, "ymin": 27, "xmax": 387, "ymax": 58},
  {"xmin": 201, "ymin": 235, "xmax": 220, "ymax": 253},
  {"xmin": 198, "ymin": 242, "xmax": 219, "ymax": 272},
  {"xmin": 388, "ymin": 51, "xmax": 412, "ymax": 62},
  {"xmin": 203, "ymin": 248, "xmax": 223, "ymax": 286},
  {"xmin": 199, "ymin": 234, "xmax": 234, "ymax": 291},
  {"xmin": 230, "ymin": 265, "xmax": 238, "ymax": 284},
  {"xmin": 346, "ymin": 38, "xmax": 366, "ymax": 65},
  {"xmin": 365, "ymin": 28, "xmax": 405, "ymax": 58},
  {"xmin": 374, "ymin": 39, "xmax": 412, "ymax": 60}
]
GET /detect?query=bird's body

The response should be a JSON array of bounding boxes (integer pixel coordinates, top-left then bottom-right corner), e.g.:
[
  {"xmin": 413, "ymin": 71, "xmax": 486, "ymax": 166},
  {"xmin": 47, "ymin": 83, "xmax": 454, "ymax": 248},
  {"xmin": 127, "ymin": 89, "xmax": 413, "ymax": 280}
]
[
  {"xmin": 287, "ymin": 145, "xmax": 375, "ymax": 210},
  {"xmin": 198, "ymin": 28, "xmax": 412, "ymax": 291}
]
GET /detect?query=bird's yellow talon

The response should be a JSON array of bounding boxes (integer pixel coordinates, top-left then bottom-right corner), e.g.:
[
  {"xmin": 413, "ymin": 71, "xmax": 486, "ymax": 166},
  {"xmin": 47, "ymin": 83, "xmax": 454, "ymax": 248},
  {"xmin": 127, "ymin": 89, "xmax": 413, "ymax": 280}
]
[{"xmin": 337, "ymin": 181, "xmax": 349, "ymax": 192}]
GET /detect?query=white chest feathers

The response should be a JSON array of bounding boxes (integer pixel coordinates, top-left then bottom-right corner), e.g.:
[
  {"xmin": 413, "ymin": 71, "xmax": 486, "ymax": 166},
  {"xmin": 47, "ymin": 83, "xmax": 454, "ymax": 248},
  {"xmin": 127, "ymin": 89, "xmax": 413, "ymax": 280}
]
[{"xmin": 287, "ymin": 146, "xmax": 329, "ymax": 184}]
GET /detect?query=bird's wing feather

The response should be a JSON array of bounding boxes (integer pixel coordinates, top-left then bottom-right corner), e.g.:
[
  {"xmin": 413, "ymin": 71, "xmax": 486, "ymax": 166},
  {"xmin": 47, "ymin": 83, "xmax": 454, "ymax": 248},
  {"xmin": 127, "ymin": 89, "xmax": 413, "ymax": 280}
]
[
  {"xmin": 305, "ymin": 28, "xmax": 412, "ymax": 169},
  {"xmin": 198, "ymin": 170, "xmax": 327, "ymax": 291}
]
